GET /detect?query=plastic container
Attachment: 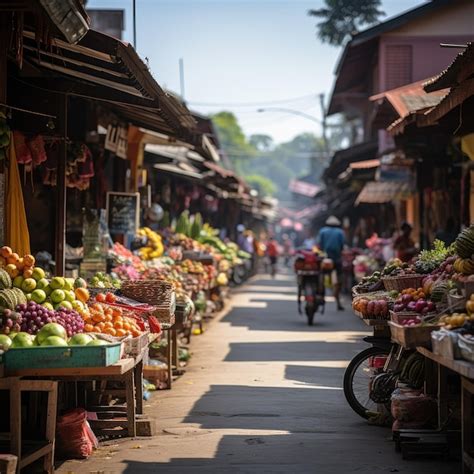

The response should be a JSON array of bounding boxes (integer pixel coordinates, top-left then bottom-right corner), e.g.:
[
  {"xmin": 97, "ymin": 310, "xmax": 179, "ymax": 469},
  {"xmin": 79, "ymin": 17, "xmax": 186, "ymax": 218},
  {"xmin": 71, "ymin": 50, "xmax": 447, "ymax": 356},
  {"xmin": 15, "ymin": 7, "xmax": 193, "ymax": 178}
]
[
  {"xmin": 458, "ymin": 334, "xmax": 474, "ymax": 362},
  {"xmin": 4, "ymin": 342, "xmax": 122, "ymax": 370}
]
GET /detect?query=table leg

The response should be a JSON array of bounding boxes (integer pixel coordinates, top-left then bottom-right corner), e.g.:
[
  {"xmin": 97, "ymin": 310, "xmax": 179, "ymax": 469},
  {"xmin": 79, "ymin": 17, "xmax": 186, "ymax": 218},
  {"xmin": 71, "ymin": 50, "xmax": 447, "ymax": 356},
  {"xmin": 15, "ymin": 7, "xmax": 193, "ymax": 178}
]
[
  {"xmin": 462, "ymin": 377, "xmax": 474, "ymax": 474},
  {"xmin": 437, "ymin": 364, "xmax": 448, "ymax": 429},
  {"xmin": 9, "ymin": 379, "xmax": 21, "ymax": 461},
  {"xmin": 166, "ymin": 329, "xmax": 172, "ymax": 389},
  {"xmin": 44, "ymin": 382, "xmax": 58, "ymax": 474},
  {"xmin": 172, "ymin": 328, "xmax": 178, "ymax": 370},
  {"xmin": 125, "ymin": 370, "xmax": 136, "ymax": 437},
  {"xmin": 134, "ymin": 360, "xmax": 144, "ymax": 415}
]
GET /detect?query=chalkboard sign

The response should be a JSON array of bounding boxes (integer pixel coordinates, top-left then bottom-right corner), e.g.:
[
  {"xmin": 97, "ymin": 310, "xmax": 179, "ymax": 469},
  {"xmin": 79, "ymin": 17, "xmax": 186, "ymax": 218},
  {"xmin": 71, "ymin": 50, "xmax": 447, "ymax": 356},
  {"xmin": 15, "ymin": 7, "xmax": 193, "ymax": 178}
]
[{"xmin": 106, "ymin": 192, "xmax": 140, "ymax": 235}]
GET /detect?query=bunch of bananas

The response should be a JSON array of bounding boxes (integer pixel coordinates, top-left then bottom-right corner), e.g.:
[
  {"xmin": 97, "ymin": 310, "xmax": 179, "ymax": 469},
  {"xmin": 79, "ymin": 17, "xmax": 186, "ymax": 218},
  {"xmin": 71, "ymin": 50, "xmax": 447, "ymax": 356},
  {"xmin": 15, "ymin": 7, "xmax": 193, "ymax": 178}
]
[
  {"xmin": 454, "ymin": 257, "xmax": 474, "ymax": 275},
  {"xmin": 137, "ymin": 227, "xmax": 164, "ymax": 260}
]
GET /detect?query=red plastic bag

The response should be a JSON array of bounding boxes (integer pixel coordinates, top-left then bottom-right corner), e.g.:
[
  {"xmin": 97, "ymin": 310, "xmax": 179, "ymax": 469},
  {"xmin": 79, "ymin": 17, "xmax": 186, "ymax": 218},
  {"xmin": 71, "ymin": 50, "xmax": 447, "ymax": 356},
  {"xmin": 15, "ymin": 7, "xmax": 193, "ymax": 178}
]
[{"xmin": 56, "ymin": 408, "xmax": 98, "ymax": 459}]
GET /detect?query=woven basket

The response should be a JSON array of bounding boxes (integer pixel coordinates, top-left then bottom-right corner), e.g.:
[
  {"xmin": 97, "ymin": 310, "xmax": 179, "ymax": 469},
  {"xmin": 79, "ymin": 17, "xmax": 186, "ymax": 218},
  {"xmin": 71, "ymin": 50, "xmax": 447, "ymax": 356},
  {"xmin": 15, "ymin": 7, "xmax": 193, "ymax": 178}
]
[
  {"xmin": 382, "ymin": 274, "xmax": 424, "ymax": 292},
  {"xmin": 121, "ymin": 280, "xmax": 176, "ymax": 323}
]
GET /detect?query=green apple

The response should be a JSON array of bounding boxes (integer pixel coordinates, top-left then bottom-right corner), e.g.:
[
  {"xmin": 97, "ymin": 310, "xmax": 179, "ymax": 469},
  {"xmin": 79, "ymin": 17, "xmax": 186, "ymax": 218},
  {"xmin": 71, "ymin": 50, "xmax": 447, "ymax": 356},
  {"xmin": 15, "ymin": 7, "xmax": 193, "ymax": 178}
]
[
  {"xmin": 31, "ymin": 289, "xmax": 47, "ymax": 304},
  {"xmin": 21, "ymin": 278, "xmax": 37, "ymax": 293},
  {"xmin": 12, "ymin": 276, "xmax": 24, "ymax": 288},
  {"xmin": 50, "ymin": 289, "xmax": 65, "ymax": 304},
  {"xmin": 42, "ymin": 302, "xmax": 54, "ymax": 311},
  {"xmin": 37, "ymin": 323, "xmax": 67, "ymax": 344},
  {"xmin": 11, "ymin": 332, "xmax": 34, "ymax": 348},
  {"xmin": 25, "ymin": 293, "xmax": 32, "ymax": 301},
  {"xmin": 64, "ymin": 290, "xmax": 76, "ymax": 303},
  {"xmin": 32, "ymin": 267, "xmax": 46, "ymax": 281},
  {"xmin": 43, "ymin": 284, "xmax": 52, "ymax": 296},
  {"xmin": 69, "ymin": 334, "xmax": 93, "ymax": 346},
  {"xmin": 40, "ymin": 336, "xmax": 68, "ymax": 347},
  {"xmin": 58, "ymin": 300, "xmax": 73, "ymax": 310},
  {"xmin": 63, "ymin": 278, "xmax": 75, "ymax": 291},
  {"xmin": 36, "ymin": 278, "xmax": 50, "ymax": 290},
  {"xmin": 0, "ymin": 334, "xmax": 12, "ymax": 350},
  {"xmin": 50, "ymin": 277, "xmax": 65, "ymax": 290},
  {"xmin": 72, "ymin": 300, "xmax": 85, "ymax": 312}
]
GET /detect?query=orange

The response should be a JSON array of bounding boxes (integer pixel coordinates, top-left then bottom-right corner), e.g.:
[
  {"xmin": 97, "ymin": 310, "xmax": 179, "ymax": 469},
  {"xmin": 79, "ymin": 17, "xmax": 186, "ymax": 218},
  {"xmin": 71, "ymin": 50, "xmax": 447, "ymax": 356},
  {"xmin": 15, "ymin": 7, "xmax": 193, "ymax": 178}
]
[
  {"xmin": 112, "ymin": 308, "xmax": 122, "ymax": 318},
  {"xmin": 104, "ymin": 321, "xmax": 113, "ymax": 329},
  {"xmin": 122, "ymin": 321, "xmax": 131, "ymax": 331},
  {"xmin": 84, "ymin": 324, "xmax": 94, "ymax": 332},
  {"xmin": 105, "ymin": 314, "xmax": 113, "ymax": 322},
  {"xmin": 104, "ymin": 327, "xmax": 116, "ymax": 336},
  {"xmin": 6, "ymin": 253, "xmax": 19, "ymax": 265},
  {"xmin": 114, "ymin": 320, "xmax": 123, "ymax": 330},
  {"xmin": 115, "ymin": 328, "xmax": 126, "ymax": 337},
  {"xmin": 96, "ymin": 322, "xmax": 105, "ymax": 331},
  {"xmin": 92, "ymin": 313, "xmax": 104, "ymax": 323},
  {"xmin": 131, "ymin": 329, "xmax": 141, "ymax": 337},
  {"xmin": 0, "ymin": 246, "xmax": 12, "ymax": 258},
  {"xmin": 95, "ymin": 293, "xmax": 106, "ymax": 303}
]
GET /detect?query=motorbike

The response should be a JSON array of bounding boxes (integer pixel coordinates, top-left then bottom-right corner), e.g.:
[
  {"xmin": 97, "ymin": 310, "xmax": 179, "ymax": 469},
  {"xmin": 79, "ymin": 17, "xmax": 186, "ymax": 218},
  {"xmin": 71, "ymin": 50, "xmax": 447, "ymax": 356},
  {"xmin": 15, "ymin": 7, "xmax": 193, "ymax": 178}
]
[{"xmin": 294, "ymin": 249, "xmax": 333, "ymax": 325}]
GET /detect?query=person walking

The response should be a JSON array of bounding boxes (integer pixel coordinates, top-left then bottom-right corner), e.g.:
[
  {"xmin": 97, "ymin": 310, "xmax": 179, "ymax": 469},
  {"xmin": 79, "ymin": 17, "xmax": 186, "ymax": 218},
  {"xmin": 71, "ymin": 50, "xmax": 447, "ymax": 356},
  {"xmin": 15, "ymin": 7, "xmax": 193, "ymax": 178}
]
[
  {"xmin": 318, "ymin": 215, "xmax": 345, "ymax": 311},
  {"xmin": 393, "ymin": 222, "xmax": 417, "ymax": 263},
  {"xmin": 266, "ymin": 236, "xmax": 279, "ymax": 278}
]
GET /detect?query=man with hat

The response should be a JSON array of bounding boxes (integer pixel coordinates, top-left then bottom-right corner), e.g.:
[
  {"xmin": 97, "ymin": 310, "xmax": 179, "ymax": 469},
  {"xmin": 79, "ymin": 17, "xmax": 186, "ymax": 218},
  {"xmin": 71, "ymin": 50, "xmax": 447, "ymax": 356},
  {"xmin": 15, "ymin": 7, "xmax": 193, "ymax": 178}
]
[{"xmin": 318, "ymin": 215, "xmax": 345, "ymax": 310}]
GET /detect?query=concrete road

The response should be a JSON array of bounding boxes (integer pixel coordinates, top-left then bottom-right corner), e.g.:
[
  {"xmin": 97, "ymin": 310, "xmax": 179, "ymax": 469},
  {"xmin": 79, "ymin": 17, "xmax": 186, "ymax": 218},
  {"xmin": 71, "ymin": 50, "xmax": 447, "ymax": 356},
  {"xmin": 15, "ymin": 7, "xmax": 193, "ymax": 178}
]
[{"xmin": 59, "ymin": 274, "xmax": 457, "ymax": 473}]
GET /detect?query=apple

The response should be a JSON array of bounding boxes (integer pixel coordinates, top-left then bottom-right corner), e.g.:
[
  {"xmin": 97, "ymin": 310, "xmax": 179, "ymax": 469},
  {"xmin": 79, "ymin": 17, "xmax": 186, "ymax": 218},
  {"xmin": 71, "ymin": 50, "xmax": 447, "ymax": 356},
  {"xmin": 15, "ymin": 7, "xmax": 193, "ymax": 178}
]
[
  {"xmin": 21, "ymin": 278, "xmax": 37, "ymax": 293},
  {"xmin": 32, "ymin": 267, "xmax": 46, "ymax": 281},
  {"xmin": 50, "ymin": 277, "xmax": 65, "ymax": 290},
  {"xmin": 40, "ymin": 336, "xmax": 68, "ymax": 347},
  {"xmin": 31, "ymin": 289, "xmax": 47, "ymax": 304},
  {"xmin": 63, "ymin": 278, "xmax": 75, "ymax": 291},
  {"xmin": 12, "ymin": 276, "xmax": 24, "ymax": 288},
  {"xmin": 25, "ymin": 293, "xmax": 32, "ymax": 301},
  {"xmin": 42, "ymin": 302, "xmax": 54, "ymax": 311},
  {"xmin": 11, "ymin": 332, "xmax": 34, "ymax": 348},
  {"xmin": 37, "ymin": 323, "xmax": 67, "ymax": 344},
  {"xmin": 43, "ymin": 284, "xmax": 52, "ymax": 296},
  {"xmin": 0, "ymin": 334, "xmax": 12, "ymax": 350},
  {"xmin": 58, "ymin": 301, "xmax": 73, "ymax": 310},
  {"xmin": 64, "ymin": 290, "xmax": 76, "ymax": 303},
  {"xmin": 69, "ymin": 334, "xmax": 93, "ymax": 346},
  {"xmin": 36, "ymin": 278, "xmax": 50, "ymax": 290},
  {"xmin": 50, "ymin": 289, "xmax": 65, "ymax": 304}
]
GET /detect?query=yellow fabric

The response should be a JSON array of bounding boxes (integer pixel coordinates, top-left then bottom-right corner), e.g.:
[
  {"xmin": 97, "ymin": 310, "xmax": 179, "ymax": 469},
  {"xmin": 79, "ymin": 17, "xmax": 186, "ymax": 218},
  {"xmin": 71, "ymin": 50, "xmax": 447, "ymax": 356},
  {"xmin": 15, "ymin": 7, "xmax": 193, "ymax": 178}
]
[
  {"xmin": 462, "ymin": 133, "xmax": 474, "ymax": 161},
  {"xmin": 6, "ymin": 132, "xmax": 30, "ymax": 255}
]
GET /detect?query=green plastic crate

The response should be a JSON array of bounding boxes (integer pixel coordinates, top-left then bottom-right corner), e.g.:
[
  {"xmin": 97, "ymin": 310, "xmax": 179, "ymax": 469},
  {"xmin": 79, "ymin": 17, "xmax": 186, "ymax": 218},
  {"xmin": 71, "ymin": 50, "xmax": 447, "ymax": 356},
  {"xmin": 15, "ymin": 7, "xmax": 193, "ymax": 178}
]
[{"xmin": 4, "ymin": 342, "xmax": 122, "ymax": 370}]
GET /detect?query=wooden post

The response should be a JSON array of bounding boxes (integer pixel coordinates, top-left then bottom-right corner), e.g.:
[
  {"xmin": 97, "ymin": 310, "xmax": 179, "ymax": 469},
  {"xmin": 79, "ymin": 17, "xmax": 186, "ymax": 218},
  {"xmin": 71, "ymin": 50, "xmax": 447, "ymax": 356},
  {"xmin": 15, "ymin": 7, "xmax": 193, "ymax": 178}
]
[
  {"xmin": 55, "ymin": 94, "xmax": 68, "ymax": 276},
  {"xmin": 0, "ymin": 13, "xmax": 8, "ymax": 246}
]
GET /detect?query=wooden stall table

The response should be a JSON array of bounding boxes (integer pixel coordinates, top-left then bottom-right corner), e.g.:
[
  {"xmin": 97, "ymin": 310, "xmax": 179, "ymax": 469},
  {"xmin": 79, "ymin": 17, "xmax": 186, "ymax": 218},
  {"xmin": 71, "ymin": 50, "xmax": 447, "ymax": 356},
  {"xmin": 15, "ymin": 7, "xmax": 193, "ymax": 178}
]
[
  {"xmin": 0, "ymin": 377, "xmax": 57, "ymax": 473},
  {"xmin": 417, "ymin": 347, "xmax": 474, "ymax": 472},
  {"xmin": 6, "ymin": 358, "xmax": 139, "ymax": 438},
  {"xmin": 160, "ymin": 316, "xmax": 176, "ymax": 389}
]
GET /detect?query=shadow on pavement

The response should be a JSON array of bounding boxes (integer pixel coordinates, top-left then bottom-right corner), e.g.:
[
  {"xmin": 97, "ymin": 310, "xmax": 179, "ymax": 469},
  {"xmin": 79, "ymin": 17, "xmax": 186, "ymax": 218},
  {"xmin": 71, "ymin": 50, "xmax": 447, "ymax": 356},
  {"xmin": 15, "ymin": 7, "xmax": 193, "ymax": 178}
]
[
  {"xmin": 224, "ymin": 340, "xmax": 361, "ymax": 362},
  {"xmin": 284, "ymin": 364, "xmax": 345, "ymax": 387}
]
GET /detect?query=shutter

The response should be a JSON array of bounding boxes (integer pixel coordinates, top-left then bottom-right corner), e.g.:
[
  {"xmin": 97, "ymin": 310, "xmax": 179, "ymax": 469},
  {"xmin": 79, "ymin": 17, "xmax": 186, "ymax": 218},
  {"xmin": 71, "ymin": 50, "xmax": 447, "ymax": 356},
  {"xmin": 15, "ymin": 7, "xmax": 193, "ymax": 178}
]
[{"xmin": 385, "ymin": 45, "xmax": 412, "ymax": 90}]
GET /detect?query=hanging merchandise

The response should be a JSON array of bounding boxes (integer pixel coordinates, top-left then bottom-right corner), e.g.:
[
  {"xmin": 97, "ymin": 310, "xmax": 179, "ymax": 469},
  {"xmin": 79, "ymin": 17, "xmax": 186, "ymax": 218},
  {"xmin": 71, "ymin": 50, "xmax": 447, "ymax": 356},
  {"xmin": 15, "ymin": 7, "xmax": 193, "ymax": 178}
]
[
  {"xmin": 13, "ymin": 130, "xmax": 32, "ymax": 165},
  {"xmin": 29, "ymin": 135, "xmax": 47, "ymax": 166},
  {"xmin": 5, "ymin": 132, "xmax": 30, "ymax": 256}
]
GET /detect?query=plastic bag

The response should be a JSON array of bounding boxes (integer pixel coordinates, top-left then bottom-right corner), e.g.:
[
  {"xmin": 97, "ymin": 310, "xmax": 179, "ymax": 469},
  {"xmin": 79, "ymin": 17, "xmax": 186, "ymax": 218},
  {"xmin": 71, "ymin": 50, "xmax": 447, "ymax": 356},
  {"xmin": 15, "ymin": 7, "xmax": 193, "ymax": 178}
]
[
  {"xmin": 391, "ymin": 388, "xmax": 436, "ymax": 428},
  {"xmin": 56, "ymin": 408, "xmax": 98, "ymax": 459}
]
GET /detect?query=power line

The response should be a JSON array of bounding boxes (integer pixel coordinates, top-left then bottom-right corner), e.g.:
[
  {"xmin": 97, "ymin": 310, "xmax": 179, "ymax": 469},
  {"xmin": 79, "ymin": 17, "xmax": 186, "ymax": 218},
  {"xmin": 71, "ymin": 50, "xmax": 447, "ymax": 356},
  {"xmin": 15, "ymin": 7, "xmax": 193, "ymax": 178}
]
[{"xmin": 187, "ymin": 93, "xmax": 319, "ymax": 108}]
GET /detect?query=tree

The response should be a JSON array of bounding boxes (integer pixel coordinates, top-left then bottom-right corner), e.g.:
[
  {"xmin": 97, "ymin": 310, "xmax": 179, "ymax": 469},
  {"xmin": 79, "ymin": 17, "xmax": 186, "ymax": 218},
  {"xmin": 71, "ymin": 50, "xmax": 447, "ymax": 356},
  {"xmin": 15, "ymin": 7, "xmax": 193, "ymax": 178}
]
[
  {"xmin": 245, "ymin": 174, "xmax": 276, "ymax": 197},
  {"xmin": 249, "ymin": 134, "xmax": 274, "ymax": 152},
  {"xmin": 308, "ymin": 0, "xmax": 384, "ymax": 46}
]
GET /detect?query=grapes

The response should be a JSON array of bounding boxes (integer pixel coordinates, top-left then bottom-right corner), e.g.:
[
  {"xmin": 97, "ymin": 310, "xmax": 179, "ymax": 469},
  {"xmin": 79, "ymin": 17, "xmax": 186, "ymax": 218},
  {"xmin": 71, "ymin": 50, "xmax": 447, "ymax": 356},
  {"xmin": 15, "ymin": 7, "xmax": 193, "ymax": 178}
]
[{"xmin": 0, "ymin": 308, "xmax": 23, "ymax": 334}]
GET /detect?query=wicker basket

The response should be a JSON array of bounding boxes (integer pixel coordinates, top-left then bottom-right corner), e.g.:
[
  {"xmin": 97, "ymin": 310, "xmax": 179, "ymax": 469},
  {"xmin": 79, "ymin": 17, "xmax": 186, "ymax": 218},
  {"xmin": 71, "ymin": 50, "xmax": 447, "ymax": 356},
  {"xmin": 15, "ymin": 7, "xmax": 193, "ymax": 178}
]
[
  {"xmin": 388, "ymin": 321, "xmax": 440, "ymax": 349},
  {"xmin": 382, "ymin": 274, "xmax": 425, "ymax": 292},
  {"xmin": 120, "ymin": 280, "xmax": 176, "ymax": 324}
]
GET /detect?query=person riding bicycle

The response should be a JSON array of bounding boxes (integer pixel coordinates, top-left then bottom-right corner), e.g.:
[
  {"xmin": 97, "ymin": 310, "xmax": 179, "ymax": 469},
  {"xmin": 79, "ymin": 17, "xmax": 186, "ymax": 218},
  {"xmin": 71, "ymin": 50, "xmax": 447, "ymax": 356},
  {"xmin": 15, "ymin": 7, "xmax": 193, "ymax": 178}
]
[{"xmin": 318, "ymin": 215, "xmax": 345, "ymax": 311}]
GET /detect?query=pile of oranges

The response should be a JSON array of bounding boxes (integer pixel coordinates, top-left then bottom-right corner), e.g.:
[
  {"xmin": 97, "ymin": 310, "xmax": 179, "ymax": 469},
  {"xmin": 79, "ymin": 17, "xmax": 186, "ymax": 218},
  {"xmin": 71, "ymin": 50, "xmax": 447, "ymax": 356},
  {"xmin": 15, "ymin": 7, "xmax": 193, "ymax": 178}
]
[{"xmin": 83, "ymin": 293, "xmax": 142, "ymax": 337}]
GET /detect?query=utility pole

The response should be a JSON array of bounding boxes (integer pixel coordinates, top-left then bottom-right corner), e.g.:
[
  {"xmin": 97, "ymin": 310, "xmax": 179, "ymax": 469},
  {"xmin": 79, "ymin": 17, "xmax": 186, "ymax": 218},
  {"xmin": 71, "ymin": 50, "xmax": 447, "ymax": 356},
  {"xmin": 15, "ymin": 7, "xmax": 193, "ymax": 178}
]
[
  {"xmin": 132, "ymin": 0, "xmax": 137, "ymax": 48},
  {"xmin": 179, "ymin": 58, "xmax": 186, "ymax": 100},
  {"xmin": 319, "ymin": 93, "xmax": 329, "ymax": 160}
]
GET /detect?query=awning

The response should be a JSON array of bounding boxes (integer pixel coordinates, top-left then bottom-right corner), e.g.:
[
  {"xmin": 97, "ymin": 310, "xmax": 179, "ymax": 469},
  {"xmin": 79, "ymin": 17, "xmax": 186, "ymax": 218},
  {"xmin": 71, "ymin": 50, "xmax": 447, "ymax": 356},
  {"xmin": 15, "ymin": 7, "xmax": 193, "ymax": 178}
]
[
  {"xmin": 350, "ymin": 159, "xmax": 380, "ymax": 170},
  {"xmin": 356, "ymin": 181, "xmax": 414, "ymax": 205},
  {"xmin": 288, "ymin": 179, "xmax": 321, "ymax": 197},
  {"xmin": 153, "ymin": 163, "xmax": 203, "ymax": 180},
  {"xmin": 145, "ymin": 144, "xmax": 205, "ymax": 163}
]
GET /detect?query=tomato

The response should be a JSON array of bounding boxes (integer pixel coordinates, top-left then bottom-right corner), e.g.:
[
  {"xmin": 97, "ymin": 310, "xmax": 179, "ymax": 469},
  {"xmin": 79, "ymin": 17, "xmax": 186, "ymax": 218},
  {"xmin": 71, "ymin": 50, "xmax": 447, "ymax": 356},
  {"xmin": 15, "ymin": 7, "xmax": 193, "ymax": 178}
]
[
  {"xmin": 105, "ymin": 292, "xmax": 116, "ymax": 303},
  {"xmin": 96, "ymin": 293, "xmax": 106, "ymax": 303}
]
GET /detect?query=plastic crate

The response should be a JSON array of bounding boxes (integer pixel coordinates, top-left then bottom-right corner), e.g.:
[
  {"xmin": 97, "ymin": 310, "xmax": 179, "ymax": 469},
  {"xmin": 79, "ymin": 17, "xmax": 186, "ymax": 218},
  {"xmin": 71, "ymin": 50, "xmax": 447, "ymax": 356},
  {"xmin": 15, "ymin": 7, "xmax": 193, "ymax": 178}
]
[{"xmin": 4, "ymin": 342, "xmax": 122, "ymax": 370}]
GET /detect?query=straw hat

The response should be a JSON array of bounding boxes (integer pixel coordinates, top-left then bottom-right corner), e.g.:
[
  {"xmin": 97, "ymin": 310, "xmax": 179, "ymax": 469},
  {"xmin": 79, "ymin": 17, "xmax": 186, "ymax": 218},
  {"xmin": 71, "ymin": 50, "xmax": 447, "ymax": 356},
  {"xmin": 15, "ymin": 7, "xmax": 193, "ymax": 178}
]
[{"xmin": 326, "ymin": 215, "xmax": 341, "ymax": 226}]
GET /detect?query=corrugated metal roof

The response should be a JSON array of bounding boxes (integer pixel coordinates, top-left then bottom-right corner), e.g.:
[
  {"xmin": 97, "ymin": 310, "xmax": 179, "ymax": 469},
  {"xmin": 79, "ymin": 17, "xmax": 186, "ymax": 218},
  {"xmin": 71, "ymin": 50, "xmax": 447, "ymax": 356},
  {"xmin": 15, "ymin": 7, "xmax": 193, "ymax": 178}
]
[{"xmin": 356, "ymin": 181, "xmax": 414, "ymax": 205}]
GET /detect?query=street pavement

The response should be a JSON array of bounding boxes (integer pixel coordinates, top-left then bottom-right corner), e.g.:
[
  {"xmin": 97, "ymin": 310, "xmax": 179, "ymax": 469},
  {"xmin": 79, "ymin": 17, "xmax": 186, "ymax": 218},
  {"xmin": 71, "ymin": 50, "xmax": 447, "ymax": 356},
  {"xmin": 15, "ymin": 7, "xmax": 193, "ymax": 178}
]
[{"xmin": 58, "ymin": 272, "xmax": 458, "ymax": 473}]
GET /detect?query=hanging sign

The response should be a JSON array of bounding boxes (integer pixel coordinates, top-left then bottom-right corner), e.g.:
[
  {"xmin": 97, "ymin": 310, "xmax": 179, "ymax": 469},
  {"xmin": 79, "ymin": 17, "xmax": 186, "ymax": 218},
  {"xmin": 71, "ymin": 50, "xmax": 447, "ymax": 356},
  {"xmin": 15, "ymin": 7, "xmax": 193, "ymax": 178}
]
[
  {"xmin": 105, "ymin": 124, "xmax": 128, "ymax": 159},
  {"xmin": 106, "ymin": 192, "xmax": 140, "ymax": 235}
]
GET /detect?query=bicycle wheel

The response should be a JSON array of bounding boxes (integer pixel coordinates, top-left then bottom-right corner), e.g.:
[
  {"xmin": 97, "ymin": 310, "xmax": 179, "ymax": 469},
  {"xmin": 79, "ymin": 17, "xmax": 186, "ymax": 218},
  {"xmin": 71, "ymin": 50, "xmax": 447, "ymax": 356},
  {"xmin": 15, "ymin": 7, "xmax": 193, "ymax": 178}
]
[{"xmin": 343, "ymin": 346, "xmax": 390, "ymax": 419}]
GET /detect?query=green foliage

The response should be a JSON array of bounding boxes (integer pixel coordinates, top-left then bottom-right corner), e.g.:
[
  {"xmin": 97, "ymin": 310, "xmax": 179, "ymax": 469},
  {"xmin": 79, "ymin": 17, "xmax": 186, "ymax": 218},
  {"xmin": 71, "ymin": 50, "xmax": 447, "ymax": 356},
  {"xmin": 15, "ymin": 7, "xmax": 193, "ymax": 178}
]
[
  {"xmin": 309, "ymin": 0, "xmax": 384, "ymax": 46},
  {"xmin": 249, "ymin": 134, "xmax": 274, "ymax": 152},
  {"xmin": 244, "ymin": 174, "xmax": 276, "ymax": 196}
]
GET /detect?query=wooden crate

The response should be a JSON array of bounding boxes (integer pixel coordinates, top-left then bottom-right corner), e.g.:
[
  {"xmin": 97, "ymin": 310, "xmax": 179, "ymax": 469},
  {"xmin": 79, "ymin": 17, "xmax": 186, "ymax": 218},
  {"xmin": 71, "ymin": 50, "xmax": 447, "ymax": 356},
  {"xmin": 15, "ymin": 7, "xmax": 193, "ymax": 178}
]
[{"xmin": 389, "ymin": 321, "xmax": 440, "ymax": 349}]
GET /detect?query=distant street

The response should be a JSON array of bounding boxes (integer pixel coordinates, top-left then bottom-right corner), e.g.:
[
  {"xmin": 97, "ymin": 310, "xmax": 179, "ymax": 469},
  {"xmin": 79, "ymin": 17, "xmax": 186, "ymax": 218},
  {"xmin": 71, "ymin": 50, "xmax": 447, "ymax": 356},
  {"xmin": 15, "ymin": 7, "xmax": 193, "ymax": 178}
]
[{"xmin": 59, "ymin": 271, "xmax": 456, "ymax": 473}]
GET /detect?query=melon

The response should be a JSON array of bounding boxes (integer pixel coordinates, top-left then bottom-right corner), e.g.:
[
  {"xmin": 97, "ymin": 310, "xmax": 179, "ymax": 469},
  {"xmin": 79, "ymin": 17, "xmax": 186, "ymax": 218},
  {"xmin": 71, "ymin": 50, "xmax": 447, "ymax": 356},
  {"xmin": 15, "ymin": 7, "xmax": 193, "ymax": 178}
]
[{"xmin": 0, "ymin": 269, "xmax": 12, "ymax": 290}]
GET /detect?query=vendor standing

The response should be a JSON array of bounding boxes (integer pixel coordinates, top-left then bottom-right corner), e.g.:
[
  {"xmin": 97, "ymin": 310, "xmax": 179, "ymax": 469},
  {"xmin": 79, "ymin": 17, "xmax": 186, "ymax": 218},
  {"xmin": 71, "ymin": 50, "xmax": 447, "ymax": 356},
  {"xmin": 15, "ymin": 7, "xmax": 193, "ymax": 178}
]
[
  {"xmin": 318, "ymin": 216, "xmax": 345, "ymax": 311},
  {"xmin": 393, "ymin": 222, "xmax": 417, "ymax": 263}
]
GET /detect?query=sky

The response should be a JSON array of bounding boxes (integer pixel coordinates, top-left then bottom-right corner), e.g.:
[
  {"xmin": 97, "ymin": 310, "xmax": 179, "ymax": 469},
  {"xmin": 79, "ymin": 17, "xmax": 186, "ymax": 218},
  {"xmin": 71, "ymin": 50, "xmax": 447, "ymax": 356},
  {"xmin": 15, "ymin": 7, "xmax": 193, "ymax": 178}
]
[{"xmin": 86, "ymin": 0, "xmax": 424, "ymax": 144}]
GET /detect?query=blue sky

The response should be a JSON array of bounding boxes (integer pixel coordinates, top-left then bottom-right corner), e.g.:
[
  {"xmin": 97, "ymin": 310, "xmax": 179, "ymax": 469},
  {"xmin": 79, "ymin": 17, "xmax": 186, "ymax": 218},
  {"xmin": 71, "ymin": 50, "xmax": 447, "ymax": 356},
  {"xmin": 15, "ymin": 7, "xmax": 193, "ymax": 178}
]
[{"xmin": 86, "ymin": 0, "xmax": 423, "ymax": 143}]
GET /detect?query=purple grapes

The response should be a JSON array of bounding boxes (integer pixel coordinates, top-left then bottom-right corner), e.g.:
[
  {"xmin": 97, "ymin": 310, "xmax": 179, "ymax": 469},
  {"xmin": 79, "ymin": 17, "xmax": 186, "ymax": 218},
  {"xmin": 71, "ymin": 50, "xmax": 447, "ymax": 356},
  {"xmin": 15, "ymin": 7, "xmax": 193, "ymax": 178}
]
[{"xmin": 10, "ymin": 301, "xmax": 85, "ymax": 337}]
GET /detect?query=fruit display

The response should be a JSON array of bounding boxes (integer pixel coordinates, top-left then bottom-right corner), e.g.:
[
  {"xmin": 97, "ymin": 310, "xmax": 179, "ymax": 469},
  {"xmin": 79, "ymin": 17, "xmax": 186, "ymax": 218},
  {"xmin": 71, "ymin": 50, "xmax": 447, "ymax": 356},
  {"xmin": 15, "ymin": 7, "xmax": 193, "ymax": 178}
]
[
  {"xmin": 455, "ymin": 225, "xmax": 474, "ymax": 259},
  {"xmin": 89, "ymin": 271, "xmax": 121, "ymax": 289},
  {"xmin": 392, "ymin": 288, "xmax": 436, "ymax": 314},
  {"xmin": 453, "ymin": 257, "xmax": 474, "ymax": 275},
  {"xmin": 439, "ymin": 312, "xmax": 471, "ymax": 329},
  {"xmin": 0, "ymin": 246, "xmax": 41, "ymax": 280},
  {"xmin": 0, "ymin": 308, "xmax": 22, "ymax": 334},
  {"xmin": 352, "ymin": 292, "xmax": 393, "ymax": 319},
  {"xmin": 83, "ymin": 299, "xmax": 143, "ymax": 337},
  {"xmin": 137, "ymin": 227, "xmax": 165, "ymax": 260},
  {"xmin": 414, "ymin": 240, "xmax": 455, "ymax": 274}
]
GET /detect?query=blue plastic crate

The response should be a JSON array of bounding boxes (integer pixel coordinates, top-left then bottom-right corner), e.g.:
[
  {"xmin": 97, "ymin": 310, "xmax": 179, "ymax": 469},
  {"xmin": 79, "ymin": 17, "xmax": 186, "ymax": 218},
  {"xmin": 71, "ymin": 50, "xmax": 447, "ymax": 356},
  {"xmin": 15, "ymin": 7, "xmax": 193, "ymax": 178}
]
[{"xmin": 4, "ymin": 342, "xmax": 122, "ymax": 370}]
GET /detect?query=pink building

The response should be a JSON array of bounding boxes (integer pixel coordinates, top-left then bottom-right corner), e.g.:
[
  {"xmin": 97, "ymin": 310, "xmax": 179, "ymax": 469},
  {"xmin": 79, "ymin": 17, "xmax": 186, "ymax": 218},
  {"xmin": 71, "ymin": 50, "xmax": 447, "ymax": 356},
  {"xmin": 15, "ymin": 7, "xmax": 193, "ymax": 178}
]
[{"xmin": 328, "ymin": 0, "xmax": 474, "ymax": 149}]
